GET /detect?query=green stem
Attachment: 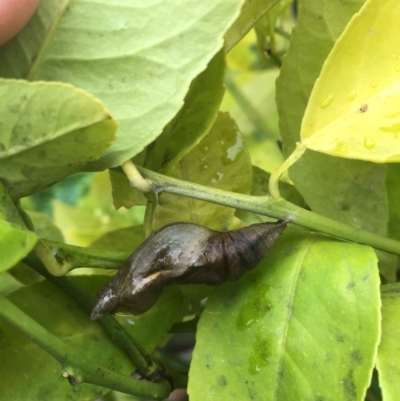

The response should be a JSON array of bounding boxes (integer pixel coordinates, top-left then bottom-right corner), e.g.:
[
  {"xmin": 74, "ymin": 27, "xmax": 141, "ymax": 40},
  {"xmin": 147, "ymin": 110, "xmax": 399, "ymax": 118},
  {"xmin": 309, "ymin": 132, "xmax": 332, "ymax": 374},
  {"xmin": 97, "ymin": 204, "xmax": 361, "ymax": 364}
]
[
  {"xmin": 274, "ymin": 26, "xmax": 291, "ymax": 40},
  {"xmin": 267, "ymin": 13, "xmax": 277, "ymax": 55},
  {"xmin": 269, "ymin": 142, "xmax": 306, "ymax": 198},
  {"xmin": 35, "ymin": 236, "xmax": 127, "ymax": 276},
  {"xmin": 25, "ymin": 254, "xmax": 162, "ymax": 380},
  {"xmin": 122, "ymin": 160, "xmax": 152, "ymax": 192},
  {"xmin": 44, "ymin": 239, "xmax": 128, "ymax": 271},
  {"xmin": 254, "ymin": 27, "xmax": 282, "ymax": 68},
  {"xmin": 136, "ymin": 166, "xmax": 400, "ymax": 256},
  {"xmin": 0, "ymin": 295, "xmax": 170, "ymax": 399}
]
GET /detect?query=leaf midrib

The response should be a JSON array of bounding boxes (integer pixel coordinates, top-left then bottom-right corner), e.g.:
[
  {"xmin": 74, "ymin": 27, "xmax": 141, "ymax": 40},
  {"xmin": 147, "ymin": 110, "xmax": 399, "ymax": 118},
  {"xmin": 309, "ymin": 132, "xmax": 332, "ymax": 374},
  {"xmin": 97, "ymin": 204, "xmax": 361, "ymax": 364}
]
[
  {"xmin": 26, "ymin": 0, "xmax": 71, "ymax": 81},
  {"xmin": 273, "ymin": 238, "xmax": 314, "ymax": 401}
]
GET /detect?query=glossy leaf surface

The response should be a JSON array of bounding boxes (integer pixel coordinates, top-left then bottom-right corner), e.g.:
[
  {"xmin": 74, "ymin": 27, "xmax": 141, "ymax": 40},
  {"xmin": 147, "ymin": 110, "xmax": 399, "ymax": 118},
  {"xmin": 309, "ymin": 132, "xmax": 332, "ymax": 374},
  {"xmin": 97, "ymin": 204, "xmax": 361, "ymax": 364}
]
[
  {"xmin": 275, "ymin": 0, "xmax": 388, "ymax": 236},
  {"xmin": 189, "ymin": 229, "xmax": 380, "ymax": 401},
  {"xmin": 301, "ymin": 0, "xmax": 400, "ymax": 162},
  {"xmin": 146, "ymin": 112, "xmax": 252, "ymax": 233}
]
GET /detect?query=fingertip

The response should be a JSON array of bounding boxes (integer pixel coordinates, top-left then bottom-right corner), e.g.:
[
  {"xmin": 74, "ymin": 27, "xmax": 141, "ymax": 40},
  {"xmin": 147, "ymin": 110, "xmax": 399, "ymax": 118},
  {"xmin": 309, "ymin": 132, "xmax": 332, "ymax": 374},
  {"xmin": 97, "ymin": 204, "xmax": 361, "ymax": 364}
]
[{"xmin": 0, "ymin": 0, "xmax": 39, "ymax": 46}]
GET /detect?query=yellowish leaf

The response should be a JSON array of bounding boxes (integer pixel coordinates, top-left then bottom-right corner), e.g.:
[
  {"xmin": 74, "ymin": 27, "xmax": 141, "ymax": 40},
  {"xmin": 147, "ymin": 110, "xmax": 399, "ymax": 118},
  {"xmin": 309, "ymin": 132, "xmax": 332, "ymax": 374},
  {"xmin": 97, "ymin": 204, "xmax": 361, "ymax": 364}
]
[{"xmin": 301, "ymin": 0, "xmax": 400, "ymax": 163}]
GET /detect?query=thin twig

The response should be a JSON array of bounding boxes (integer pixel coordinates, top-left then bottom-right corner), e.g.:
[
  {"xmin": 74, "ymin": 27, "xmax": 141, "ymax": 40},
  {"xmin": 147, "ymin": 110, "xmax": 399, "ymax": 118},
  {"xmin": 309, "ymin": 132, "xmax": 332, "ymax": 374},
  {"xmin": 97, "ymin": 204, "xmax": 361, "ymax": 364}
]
[
  {"xmin": 25, "ymin": 254, "xmax": 164, "ymax": 380},
  {"xmin": 0, "ymin": 295, "xmax": 170, "ymax": 398},
  {"xmin": 134, "ymin": 165, "xmax": 400, "ymax": 256}
]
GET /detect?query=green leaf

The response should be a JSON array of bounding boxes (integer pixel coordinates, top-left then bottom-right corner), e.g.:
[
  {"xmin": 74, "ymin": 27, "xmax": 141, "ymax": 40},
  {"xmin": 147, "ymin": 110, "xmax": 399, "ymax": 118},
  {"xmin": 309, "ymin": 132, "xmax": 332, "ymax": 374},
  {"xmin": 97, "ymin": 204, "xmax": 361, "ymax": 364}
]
[
  {"xmin": 146, "ymin": 112, "xmax": 253, "ymax": 232},
  {"xmin": 251, "ymin": 166, "xmax": 304, "ymax": 206},
  {"xmin": 144, "ymin": 49, "xmax": 226, "ymax": 175},
  {"xmin": 0, "ymin": 277, "xmax": 186, "ymax": 400},
  {"xmin": 189, "ymin": 229, "xmax": 380, "ymax": 401},
  {"xmin": 0, "ymin": 79, "xmax": 116, "ymax": 200},
  {"xmin": 0, "ymin": 182, "xmax": 37, "ymax": 273},
  {"xmin": 276, "ymin": 0, "xmax": 388, "ymax": 236},
  {"xmin": 0, "ymin": 182, "xmax": 26, "ymax": 228},
  {"xmin": 90, "ymin": 225, "xmax": 143, "ymax": 253},
  {"xmin": 111, "ymin": 49, "xmax": 227, "ymax": 211},
  {"xmin": 301, "ymin": 0, "xmax": 400, "ymax": 162},
  {"xmin": 0, "ymin": 272, "xmax": 24, "ymax": 296},
  {"xmin": 225, "ymin": 0, "xmax": 280, "ymax": 51},
  {"xmin": 109, "ymin": 169, "xmax": 147, "ymax": 210},
  {"xmin": 27, "ymin": 211, "xmax": 64, "ymax": 242},
  {"xmin": 0, "ymin": 0, "xmax": 247, "ymax": 169},
  {"xmin": 377, "ymin": 283, "xmax": 400, "ymax": 401},
  {"xmin": 387, "ymin": 164, "xmax": 400, "ymax": 241},
  {"xmin": 0, "ymin": 221, "xmax": 38, "ymax": 273},
  {"xmin": 381, "ymin": 165, "xmax": 400, "ymax": 282},
  {"xmin": 223, "ymin": 69, "xmax": 284, "ymax": 174}
]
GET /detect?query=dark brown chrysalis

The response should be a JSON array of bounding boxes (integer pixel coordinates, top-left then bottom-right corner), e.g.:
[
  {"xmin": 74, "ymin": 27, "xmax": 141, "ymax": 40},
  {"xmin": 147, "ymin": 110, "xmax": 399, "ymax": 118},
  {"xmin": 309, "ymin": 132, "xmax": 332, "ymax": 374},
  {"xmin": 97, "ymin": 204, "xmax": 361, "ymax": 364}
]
[{"xmin": 90, "ymin": 220, "xmax": 287, "ymax": 320}]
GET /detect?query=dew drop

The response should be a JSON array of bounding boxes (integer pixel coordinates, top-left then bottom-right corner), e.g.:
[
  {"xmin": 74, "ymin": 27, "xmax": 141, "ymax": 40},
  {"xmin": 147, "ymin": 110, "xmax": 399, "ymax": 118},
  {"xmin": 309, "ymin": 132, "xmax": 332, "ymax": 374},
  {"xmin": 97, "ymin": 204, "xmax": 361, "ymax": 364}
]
[
  {"xmin": 320, "ymin": 95, "xmax": 334, "ymax": 108},
  {"xmin": 199, "ymin": 143, "xmax": 210, "ymax": 153},
  {"xmin": 395, "ymin": 65, "xmax": 400, "ymax": 73},
  {"xmin": 380, "ymin": 123, "xmax": 400, "ymax": 137},
  {"xmin": 200, "ymin": 163, "xmax": 209, "ymax": 171},
  {"xmin": 347, "ymin": 90, "xmax": 357, "ymax": 100},
  {"xmin": 211, "ymin": 171, "xmax": 224, "ymax": 184},
  {"xmin": 370, "ymin": 81, "xmax": 378, "ymax": 88},
  {"xmin": 364, "ymin": 136, "xmax": 375, "ymax": 149},
  {"xmin": 392, "ymin": 54, "xmax": 398, "ymax": 60}
]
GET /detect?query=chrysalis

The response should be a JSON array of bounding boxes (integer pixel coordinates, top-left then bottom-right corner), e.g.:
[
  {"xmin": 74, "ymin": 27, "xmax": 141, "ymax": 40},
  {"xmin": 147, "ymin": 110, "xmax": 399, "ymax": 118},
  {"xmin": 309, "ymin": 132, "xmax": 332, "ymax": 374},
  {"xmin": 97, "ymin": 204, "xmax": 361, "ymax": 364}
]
[{"xmin": 91, "ymin": 220, "xmax": 287, "ymax": 319}]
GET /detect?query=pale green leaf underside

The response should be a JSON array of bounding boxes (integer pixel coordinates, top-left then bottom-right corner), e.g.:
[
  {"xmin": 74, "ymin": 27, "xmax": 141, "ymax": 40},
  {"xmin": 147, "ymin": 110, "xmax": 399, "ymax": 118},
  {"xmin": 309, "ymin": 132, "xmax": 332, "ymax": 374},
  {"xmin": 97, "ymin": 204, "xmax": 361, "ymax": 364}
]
[
  {"xmin": 189, "ymin": 229, "xmax": 380, "ymax": 401},
  {"xmin": 275, "ymin": 0, "xmax": 388, "ymax": 236},
  {"xmin": 0, "ymin": 277, "xmax": 186, "ymax": 400},
  {"xmin": 377, "ymin": 283, "xmax": 400, "ymax": 401},
  {"xmin": 0, "ymin": 0, "xmax": 246, "ymax": 169},
  {"xmin": 144, "ymin": 49, "xmax": 226, "ymax": 175},
  {"xmin": 225, "ymin": 0, "xmax": 279, "ymax": 51},
  {"xmin": 0, "ymin": 79, "xmax": 116, "ymax": 199}
]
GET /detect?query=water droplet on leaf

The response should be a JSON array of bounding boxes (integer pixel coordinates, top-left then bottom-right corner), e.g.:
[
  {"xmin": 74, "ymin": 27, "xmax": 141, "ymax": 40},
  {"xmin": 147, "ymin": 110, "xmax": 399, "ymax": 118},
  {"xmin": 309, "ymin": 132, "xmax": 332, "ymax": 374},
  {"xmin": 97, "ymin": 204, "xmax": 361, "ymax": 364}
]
[
  {"xmin": 380, "ymin": 123, "xmax": 400, "ymax": 137},
  {"xmin": 320, "ymin": 95, "xmax": 334, "ymax": 108},
  {"xmin": 363, "ymin": 136, "xmax": 375, "ymax": 149},
  {"xmin": 347, "ymin": 90, "xmax": 357, "ymax": 100},
  {"xmin": 199, "ymin": 143, "xmax": 210, "ymax": 153}
]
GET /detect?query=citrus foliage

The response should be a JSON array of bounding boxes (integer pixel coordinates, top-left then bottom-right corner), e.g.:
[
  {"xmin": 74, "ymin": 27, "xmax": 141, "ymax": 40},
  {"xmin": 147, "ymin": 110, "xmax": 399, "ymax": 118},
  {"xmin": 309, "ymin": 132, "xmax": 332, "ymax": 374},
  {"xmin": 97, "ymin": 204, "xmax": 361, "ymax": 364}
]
[{"xmin": 0, "ymin": 1, "xmax": 398, "ymax": 401}]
